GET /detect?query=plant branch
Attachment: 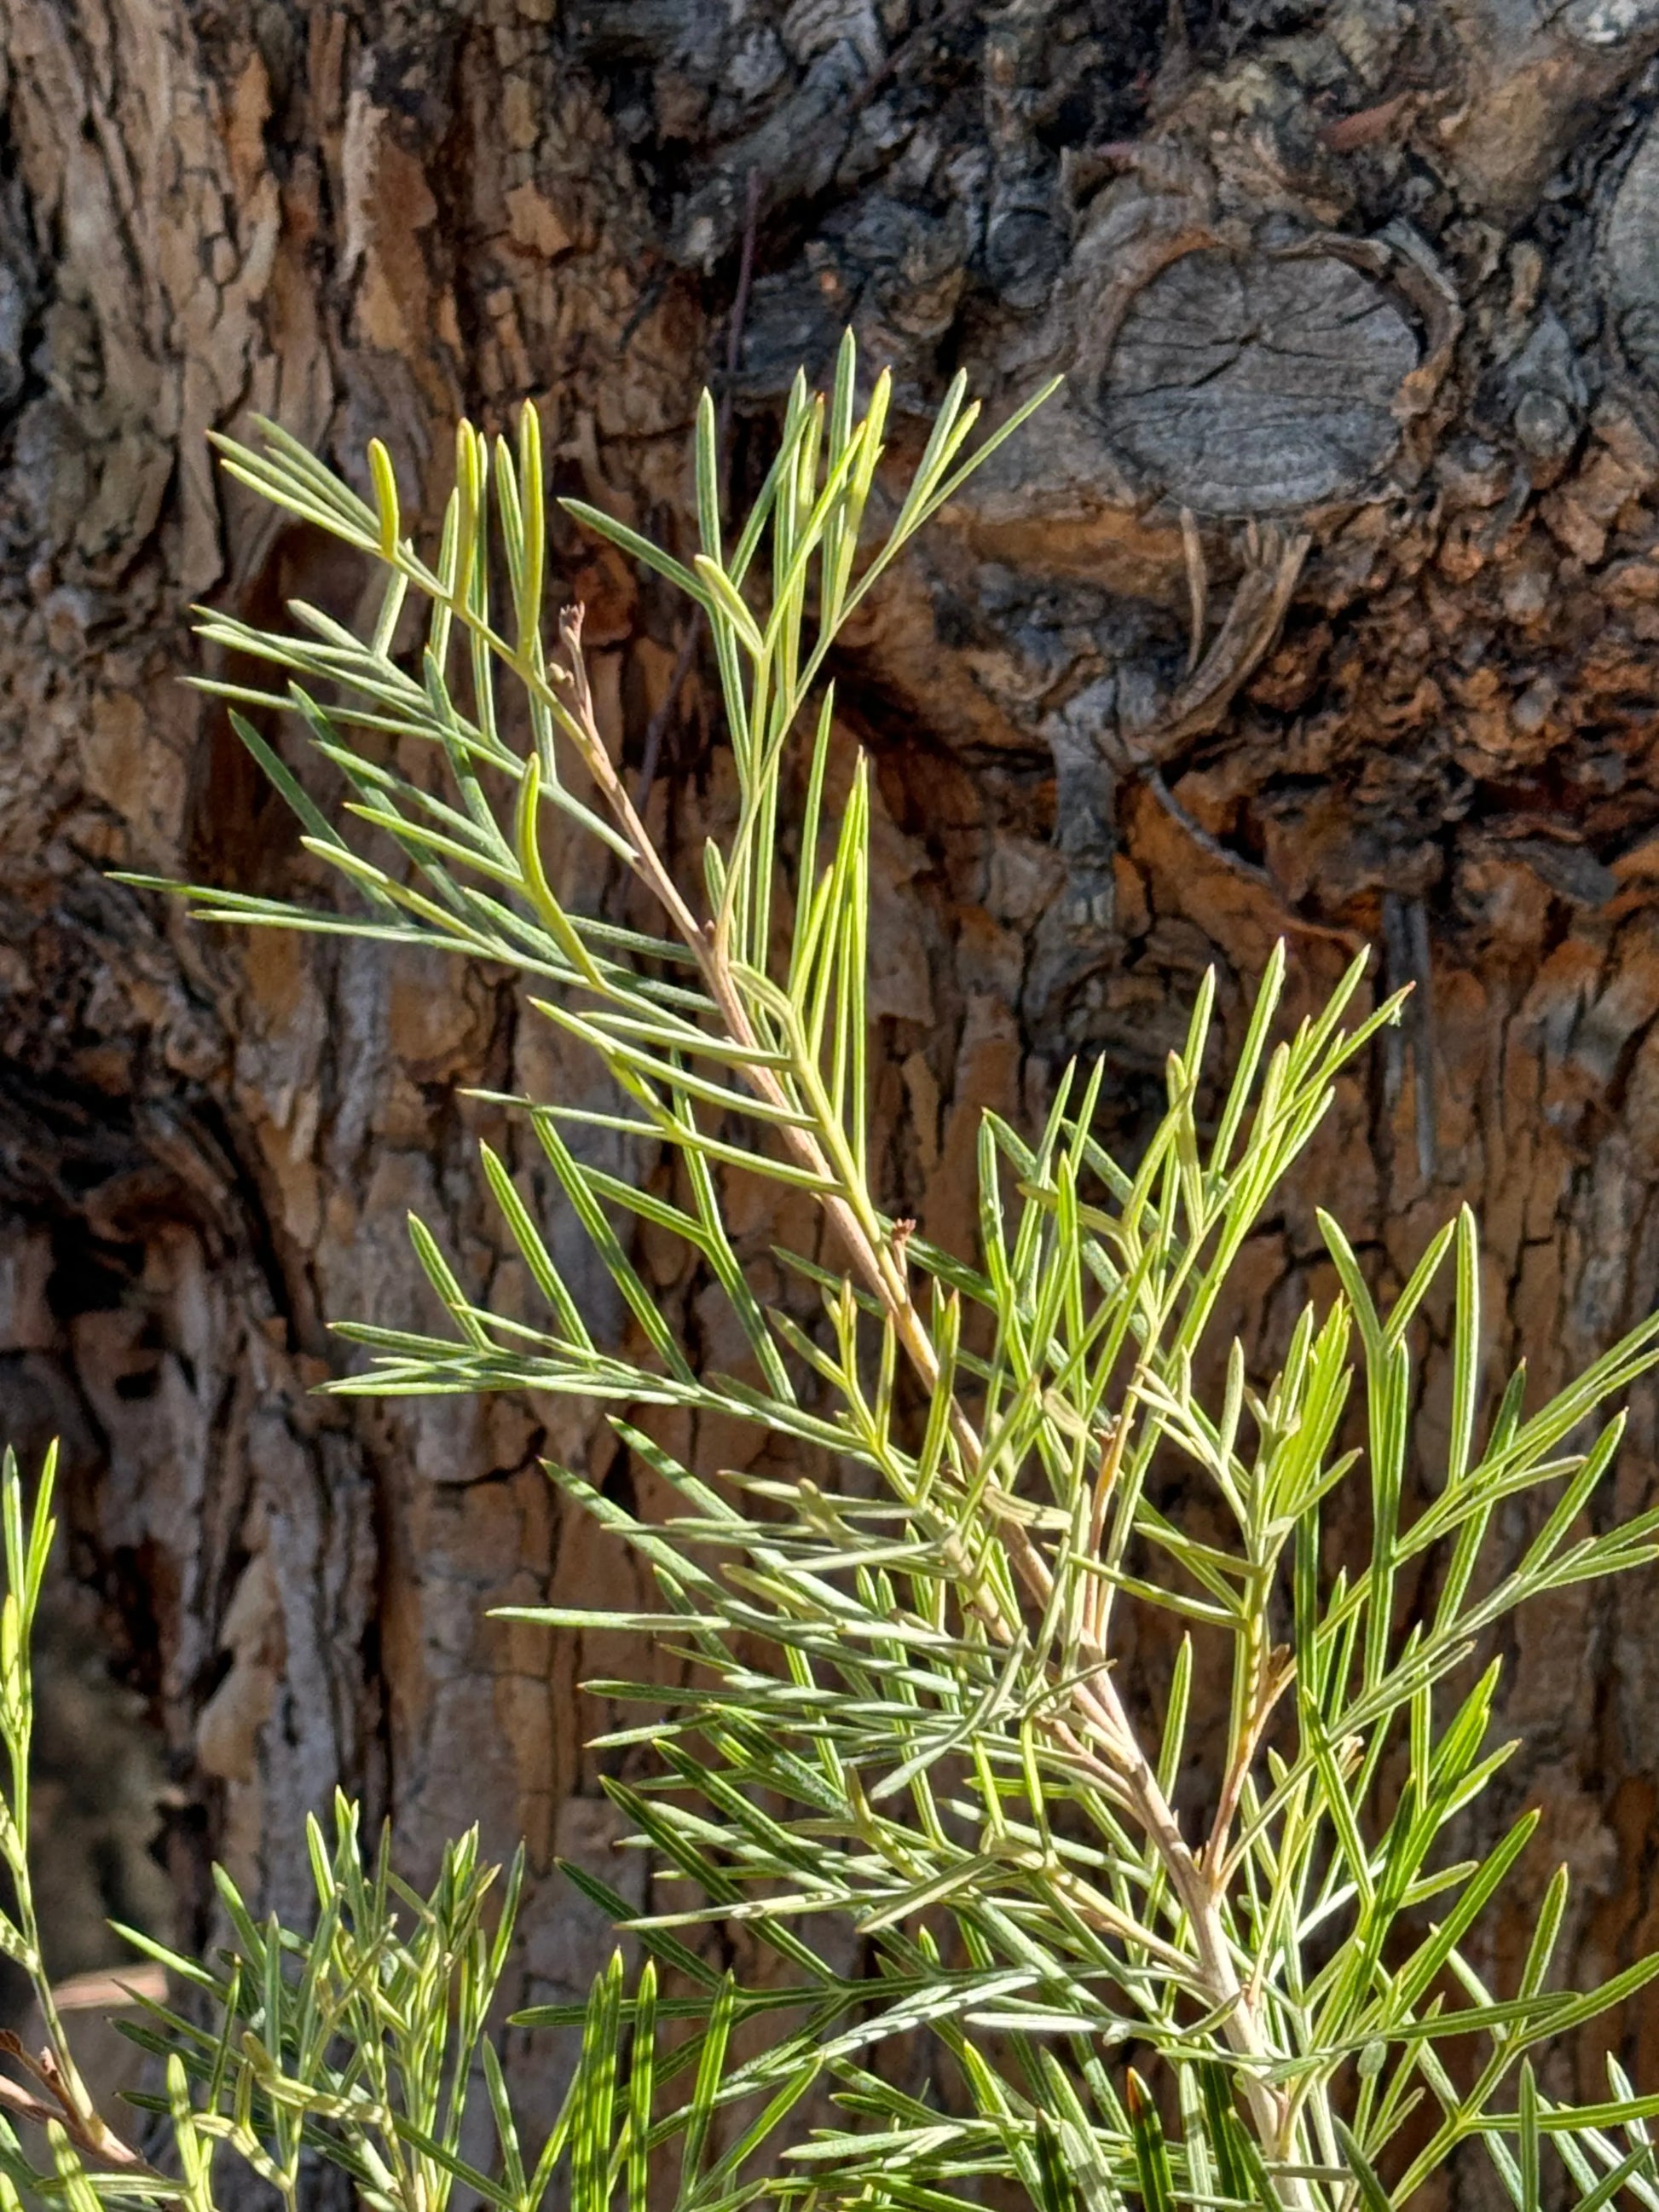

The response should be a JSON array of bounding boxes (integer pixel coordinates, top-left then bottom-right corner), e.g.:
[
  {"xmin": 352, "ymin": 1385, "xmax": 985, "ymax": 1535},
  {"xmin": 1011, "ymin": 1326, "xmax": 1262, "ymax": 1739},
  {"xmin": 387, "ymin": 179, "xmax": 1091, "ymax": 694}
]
[{"xmin": 558, "ymin": 602, "xmax": 1313, "ymax": 2180}]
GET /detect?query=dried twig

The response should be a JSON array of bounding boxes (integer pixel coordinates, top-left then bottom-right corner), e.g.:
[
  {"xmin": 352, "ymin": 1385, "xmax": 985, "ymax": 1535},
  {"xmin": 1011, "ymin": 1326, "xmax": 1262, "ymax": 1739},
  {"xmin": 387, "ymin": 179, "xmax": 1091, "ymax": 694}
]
[
  {"xmin": 0, "ymin": 2030, "xmax": 147, "ymax": 2170},
  {"xmin": 1179, "ymin": 505, "xmax": 1207, "ymax": 675},
  {"xmin": 1139, "ymin": 523, "xmax": 1311, "ymax": 762}
]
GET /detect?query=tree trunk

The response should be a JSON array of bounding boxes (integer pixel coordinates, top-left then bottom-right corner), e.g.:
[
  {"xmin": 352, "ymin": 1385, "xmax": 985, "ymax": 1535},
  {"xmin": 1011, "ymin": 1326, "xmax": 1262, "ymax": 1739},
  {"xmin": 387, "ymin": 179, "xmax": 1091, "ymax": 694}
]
[{"xmin": 6, "ymin": 0, "xmax": 1659, "ymax": 2184}]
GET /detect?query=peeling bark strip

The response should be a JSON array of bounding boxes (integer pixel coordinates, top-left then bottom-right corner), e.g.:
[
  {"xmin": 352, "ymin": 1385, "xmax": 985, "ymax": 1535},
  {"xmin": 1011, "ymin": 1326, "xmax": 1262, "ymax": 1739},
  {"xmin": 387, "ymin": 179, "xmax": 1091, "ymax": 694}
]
[{"xmin": 10, "ymin": 0, "xmax": 1659, "ymax": 2175}]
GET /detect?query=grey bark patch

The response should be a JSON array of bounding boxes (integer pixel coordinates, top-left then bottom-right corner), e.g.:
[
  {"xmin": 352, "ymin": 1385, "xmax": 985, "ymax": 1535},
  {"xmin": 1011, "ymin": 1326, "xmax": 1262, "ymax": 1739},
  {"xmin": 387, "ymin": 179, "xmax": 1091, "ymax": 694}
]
[
  {"xmin": 1096, "ymin": 248, "xmax": 1419, "ymax": 515},
  {"xmin": 1509, "ymin": 839, "xmax": 1619, "ymax": 910},
  {"xmin": 1605, "ymin": 118, "xmax": 1659, "ymax": 384}
]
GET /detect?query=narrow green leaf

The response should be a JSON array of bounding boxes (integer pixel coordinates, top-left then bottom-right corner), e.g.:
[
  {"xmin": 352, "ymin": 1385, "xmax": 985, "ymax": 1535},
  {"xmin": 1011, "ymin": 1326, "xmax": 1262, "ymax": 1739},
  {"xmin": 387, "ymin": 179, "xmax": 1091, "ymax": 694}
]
[{"xmin": 1125, "ymin": 2071, "xmax": 1174, "ymax": 2212}]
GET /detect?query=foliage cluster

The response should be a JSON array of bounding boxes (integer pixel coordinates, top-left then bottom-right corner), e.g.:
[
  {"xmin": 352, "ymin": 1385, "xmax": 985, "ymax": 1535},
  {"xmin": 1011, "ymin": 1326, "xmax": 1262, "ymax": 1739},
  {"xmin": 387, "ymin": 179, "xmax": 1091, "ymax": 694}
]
[{"xmin": 1, "ymin": 344, "xmax": 1658, "ymax": 2212}]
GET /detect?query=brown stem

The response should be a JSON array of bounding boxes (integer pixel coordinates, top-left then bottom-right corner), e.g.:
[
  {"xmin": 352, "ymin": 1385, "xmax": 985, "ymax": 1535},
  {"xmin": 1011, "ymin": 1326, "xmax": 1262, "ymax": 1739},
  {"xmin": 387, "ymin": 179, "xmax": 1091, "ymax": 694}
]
[{"xmin": 0, "ymin": 2030, "xmax": 151, "ymax": 2173}]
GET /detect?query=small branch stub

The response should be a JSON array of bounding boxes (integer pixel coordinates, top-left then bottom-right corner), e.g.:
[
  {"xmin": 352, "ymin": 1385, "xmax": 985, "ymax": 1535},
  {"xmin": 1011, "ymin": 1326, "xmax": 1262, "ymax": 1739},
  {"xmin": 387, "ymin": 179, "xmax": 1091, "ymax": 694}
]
[{"xmin": 1098, "ymin": 246, "xmax": 1420, "ymax": 514}]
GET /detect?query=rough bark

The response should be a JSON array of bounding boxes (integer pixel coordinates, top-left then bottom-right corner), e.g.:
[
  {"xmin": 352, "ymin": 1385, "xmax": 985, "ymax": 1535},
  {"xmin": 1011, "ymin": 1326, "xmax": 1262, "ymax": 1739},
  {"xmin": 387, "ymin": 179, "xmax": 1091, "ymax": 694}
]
[{"xmin": 7, "ymin": 0, "xmax": 1659, "ymax": 2193}]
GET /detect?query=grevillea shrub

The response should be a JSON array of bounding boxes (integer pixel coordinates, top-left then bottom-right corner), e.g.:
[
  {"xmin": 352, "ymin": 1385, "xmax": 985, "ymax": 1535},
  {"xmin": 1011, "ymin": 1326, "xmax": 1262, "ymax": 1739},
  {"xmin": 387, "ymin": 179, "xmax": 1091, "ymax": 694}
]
[{"xmin": 3, "ymin": 344, "xmax": 1659, "ymax": 2212}]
